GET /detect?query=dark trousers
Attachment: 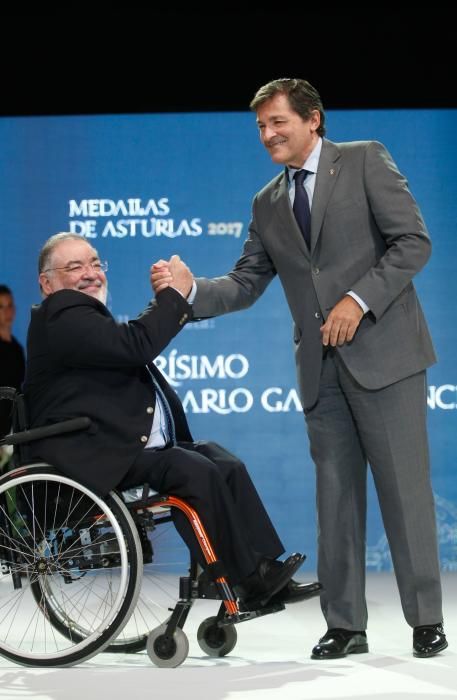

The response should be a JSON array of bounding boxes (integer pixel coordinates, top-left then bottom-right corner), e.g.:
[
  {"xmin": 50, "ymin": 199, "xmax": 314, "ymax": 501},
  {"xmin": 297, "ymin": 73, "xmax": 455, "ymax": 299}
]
[{"xmin": 119, "ymin": 440, "xmax": 284, "ymax": 584}]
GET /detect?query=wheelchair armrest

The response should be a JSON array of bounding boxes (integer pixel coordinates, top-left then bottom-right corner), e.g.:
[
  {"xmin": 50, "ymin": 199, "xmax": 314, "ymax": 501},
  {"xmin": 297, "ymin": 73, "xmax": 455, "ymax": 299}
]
[{"xmin": 3, "ymin": 417, "xmax": 92, "ymax": 445}]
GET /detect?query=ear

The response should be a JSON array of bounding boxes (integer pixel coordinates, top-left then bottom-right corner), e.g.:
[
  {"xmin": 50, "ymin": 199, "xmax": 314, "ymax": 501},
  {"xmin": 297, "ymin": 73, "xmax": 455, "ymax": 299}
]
[
  {"xmin": 39, "ymin": 272, "xmax": 53, "ymax": 297},
  {"xmin": 309, "ymin": 109, "xmax": 321, "ymax": 132}
]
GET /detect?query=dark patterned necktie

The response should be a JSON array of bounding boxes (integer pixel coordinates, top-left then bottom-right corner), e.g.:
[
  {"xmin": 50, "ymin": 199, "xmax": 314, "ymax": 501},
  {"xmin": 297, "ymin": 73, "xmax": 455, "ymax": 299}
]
[
  {"xmin": 153, "ymin": 377, "xmax": 176, "ymax": 445},
  {"xmin": 147, "ymin": 368, "xmax": 176, "ymax": 445},
  {"xmin": 293, "ymin": 169, "xmax": 311, "ymax": 247}
]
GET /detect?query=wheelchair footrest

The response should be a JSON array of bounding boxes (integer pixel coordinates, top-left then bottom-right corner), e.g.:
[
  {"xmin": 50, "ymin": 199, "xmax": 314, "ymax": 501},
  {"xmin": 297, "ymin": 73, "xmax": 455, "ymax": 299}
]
[{"xmin": 222, "ymin": 600, "xmax": 285, "ymax": 625}]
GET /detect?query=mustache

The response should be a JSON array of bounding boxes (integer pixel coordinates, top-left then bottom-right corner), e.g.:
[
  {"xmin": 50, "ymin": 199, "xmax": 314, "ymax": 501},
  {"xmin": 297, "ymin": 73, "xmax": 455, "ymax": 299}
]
[{"xmin": 78, "ymin": 280, "xmax": 103, "ymax": 290}]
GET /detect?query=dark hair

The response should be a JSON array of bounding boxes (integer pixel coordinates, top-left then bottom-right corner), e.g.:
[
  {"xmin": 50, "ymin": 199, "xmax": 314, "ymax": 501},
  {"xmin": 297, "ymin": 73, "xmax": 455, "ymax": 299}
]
[
  {"xmin": 250, "ymin": 78, "xmax": 326, "ymax": 137},
  {"xmin": 0, "ymin": 285, "xmax": 12, "ymax": 296}
]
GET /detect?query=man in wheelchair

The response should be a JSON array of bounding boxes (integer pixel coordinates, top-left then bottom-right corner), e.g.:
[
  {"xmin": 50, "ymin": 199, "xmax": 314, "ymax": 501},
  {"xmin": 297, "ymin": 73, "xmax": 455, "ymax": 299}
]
[{"xmin": 23, "ymin": 232, "xmax": 320, "ymax": 611}]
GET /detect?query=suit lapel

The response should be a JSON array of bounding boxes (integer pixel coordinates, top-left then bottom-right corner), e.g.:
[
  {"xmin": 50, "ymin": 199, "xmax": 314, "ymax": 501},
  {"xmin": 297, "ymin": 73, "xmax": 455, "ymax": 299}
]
[
  {"xmin": 310, "ymin": 140, "xmax": 341, "ymax": 255},
  {"xmin": 271, "ymin": 140, "xmax": 342, "ymax": 258},
  {"xmin": 272, "ymin": 171, "xmax": 310, "ymax": 258}
]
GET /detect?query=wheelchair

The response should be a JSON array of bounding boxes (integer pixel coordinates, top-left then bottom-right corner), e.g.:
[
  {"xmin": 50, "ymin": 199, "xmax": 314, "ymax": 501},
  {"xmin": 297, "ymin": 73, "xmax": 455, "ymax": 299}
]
[{"xmin": 0, "ymin": 387, "xmax": 286, "ymax": 668}]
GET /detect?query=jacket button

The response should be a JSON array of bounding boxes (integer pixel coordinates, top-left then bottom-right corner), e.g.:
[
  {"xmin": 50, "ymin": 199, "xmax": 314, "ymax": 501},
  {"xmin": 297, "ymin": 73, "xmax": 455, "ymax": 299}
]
[
  {"xmin": 314, "ymin": 312, "xmax": 322, "ymax": 319},
  {"xmin": 140, "ymin": 435, "xmax": 148, "ymax": 443},
  {"xmin": 313, "ymin": 267, "xmax": 320, "ymax": 275},
  {"xmin": 146, "ymin": 406, "xmax": 154, "ymax": 414}
]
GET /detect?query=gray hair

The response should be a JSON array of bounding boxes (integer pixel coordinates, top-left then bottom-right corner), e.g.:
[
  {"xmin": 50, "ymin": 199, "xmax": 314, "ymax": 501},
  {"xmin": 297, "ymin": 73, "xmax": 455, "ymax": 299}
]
[{"xmin": 38, "ymin": 233, "xmax": 94, "ymax": 274}]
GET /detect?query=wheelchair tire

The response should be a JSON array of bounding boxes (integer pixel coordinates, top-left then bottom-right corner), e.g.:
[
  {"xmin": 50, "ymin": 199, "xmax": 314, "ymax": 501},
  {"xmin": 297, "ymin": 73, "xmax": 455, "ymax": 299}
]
[
  {"xmin": 103, "ymin": 509, "xmax": 191, "ymax": 653},
  {"xmin": 32, "ymin": 492, "xmax": 193, "ymax": 656},
  {"xmin": 146, "ymin": 623, "xmax": 189, "ymax": 668},
  {"xmin": 197, "ymin": 616, "xmax": 237, "ymax": 657},
  {"xmin": 0, "ymin": 464, "xmax": 143, "ymax": 667}
]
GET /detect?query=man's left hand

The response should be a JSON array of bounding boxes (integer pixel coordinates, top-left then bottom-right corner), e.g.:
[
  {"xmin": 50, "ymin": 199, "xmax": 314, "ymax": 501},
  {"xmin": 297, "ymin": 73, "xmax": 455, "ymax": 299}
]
[{"xmin": 320, "ymin": 296, "xmax": 364, "ymax": 347}]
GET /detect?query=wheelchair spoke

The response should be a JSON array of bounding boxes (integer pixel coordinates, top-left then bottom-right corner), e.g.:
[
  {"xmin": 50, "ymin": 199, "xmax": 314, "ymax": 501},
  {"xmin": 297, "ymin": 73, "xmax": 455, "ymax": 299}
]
[{"xmin": 0, "ymin": 467, "xmax": 142, "ymax": 666}]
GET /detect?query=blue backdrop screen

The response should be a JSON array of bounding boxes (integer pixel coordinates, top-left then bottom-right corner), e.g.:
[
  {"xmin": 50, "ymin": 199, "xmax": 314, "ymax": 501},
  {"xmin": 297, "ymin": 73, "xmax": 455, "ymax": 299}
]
[{"xmin": 1, "ymin": 109, "xmax": 456, "ymax": 571}]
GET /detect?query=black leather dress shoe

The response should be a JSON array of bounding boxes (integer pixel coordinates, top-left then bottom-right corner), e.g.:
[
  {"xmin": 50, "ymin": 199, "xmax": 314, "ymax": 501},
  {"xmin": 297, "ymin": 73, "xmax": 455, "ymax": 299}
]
[
  {"xmin": 311, "ymin": 628, "xmax": 368, "ymax": 659},
  {"xmin": 413, "ymin": 623, "xmax": 448, "ymax": 657},
  {"xmin": 272, "ymin": 579, "xmax": 322, "ymax": 604},
  {"xmin": 236, "ymin": 553, "xmax": 304, "ymax": 608}
]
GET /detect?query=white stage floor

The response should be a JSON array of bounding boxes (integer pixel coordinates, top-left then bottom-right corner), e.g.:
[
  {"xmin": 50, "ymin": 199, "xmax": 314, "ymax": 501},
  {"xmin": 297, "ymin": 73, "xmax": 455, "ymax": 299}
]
[{"xmin": 0, "ymin": 572, "xmax": 456, "ymax": 700}]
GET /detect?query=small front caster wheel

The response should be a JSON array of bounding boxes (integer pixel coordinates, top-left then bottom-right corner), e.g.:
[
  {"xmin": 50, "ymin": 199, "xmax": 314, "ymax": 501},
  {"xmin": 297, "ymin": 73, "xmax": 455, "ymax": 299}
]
[
  {"xmin": 197, "ymin": 616, "xmax": 237, "ymax": 657},
  {"xmin": 147, "ymin": 624, "xmax": 189, "ymax": 668}
]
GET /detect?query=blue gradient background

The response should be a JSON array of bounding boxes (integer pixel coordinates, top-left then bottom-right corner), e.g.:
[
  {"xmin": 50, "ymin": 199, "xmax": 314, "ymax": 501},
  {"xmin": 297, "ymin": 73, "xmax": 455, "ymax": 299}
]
[{"xmin": 1, "ymin": 110, "xmax": 456, "ymax": 570}]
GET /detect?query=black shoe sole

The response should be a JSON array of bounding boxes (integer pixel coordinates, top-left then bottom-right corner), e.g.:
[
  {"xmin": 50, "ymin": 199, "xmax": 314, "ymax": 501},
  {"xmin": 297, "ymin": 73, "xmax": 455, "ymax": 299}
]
[
  {"xmin": 272, "ymin": 584, "xmax": 322, "ymax": 605},
  {"xmin": 257, "ymin": 553, "xmax": 305, "ymax": 606},
  {"xmin": 311, "ymin": 643, "xmax": 369, "ymax": 660},
  {"xmin": 311, "ymin": 633, "xmax": 369, "ymax": 660},
  {"xmin": 413, "ymin": 640, "xmax": 448, "ymax": 658},
  {"xmin": 244, "ymin": 553, "xmax": 305, "ymax": 609}
]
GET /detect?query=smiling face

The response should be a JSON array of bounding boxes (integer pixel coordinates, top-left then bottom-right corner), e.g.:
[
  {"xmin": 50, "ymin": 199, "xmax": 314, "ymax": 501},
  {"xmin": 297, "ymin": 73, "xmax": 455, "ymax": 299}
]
[
  {"xmin": 39, "ymin": 238, "xmax": 108, "ymax": 305},
  {"xmin": 255, "ymin": 92, "xmax": 321, "ymax": 169}
]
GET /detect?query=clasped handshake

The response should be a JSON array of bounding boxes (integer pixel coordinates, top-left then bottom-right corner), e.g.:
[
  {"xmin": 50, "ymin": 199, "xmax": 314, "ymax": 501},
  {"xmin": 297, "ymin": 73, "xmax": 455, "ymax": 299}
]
[
  {"xmin": 150, "ymin": 254, "xmax": 364, "ymax": 347},
  {"xmin": 150, "ymin": 256, "xmax": 193, "ymax": 299}
]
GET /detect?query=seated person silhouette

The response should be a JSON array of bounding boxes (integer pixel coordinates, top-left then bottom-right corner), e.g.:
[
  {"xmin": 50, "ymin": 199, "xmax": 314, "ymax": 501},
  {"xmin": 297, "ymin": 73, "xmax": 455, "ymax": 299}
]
[
  {"xmin": 23, "ymin": 233, "xmax": 320, "ymax": 608},
  {"xmin": 0, "ymin": 284, "xmax": 25, "ymax": 468}
]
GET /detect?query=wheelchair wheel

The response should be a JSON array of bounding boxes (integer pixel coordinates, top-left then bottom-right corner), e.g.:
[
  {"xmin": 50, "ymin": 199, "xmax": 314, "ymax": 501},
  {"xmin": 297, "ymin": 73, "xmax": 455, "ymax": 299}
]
[
  {"xmin": 104, "ymin": 508, "xmax": 191, "ymax": 653},
  {"xmin": 197, "ymin": 616, "xmax": 237, "ymax": 657},
  {"xmin": 0, "ymin": 464, "xmax": 142, "ymax": 667},
  {"xmin": 146, "ymin": 623, "xmax": 189, "ymax": 668}
]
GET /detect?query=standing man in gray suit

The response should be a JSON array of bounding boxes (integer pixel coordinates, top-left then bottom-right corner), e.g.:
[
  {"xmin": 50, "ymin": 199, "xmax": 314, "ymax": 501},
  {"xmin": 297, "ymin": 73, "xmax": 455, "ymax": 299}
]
[{"xmin": 152, "ymin": 78, "xmax": 447, "ymax": 658}]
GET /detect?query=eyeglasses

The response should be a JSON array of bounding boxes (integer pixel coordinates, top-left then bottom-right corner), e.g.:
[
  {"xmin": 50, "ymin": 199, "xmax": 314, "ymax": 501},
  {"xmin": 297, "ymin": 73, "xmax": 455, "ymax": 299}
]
[{"xmin": 42, "ymin": 261, "xmax": 109, "ymax": 275}]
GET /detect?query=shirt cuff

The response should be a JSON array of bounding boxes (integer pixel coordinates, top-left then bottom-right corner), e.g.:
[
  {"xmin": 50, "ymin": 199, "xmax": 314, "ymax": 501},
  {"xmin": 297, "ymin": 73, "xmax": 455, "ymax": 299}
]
[
  {"xmin": 186, "ymin": 280, "xmax": 197, "ymax": 304},
  {"xmin": 346, "ymin": 290, "xmax": 369, "ymax": 314}
]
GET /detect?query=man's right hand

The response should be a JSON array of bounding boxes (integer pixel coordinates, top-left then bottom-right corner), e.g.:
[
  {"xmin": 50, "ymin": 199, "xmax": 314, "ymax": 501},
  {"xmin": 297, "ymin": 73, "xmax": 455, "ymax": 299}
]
[{"xmin": 150, "ymin": 256, "xmax": 193, "ymax": 298}]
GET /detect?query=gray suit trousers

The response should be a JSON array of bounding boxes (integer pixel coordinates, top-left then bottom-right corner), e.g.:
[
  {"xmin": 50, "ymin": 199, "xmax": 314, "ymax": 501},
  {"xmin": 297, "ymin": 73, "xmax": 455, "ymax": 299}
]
[{"xmin": 305, "ymin": 349, "xmax": 442, "ymax": 630}]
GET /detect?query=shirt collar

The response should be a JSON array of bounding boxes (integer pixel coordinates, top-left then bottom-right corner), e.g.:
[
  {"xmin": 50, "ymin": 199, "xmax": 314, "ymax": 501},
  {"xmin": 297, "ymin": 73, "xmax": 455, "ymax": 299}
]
[{"xmin": 287, "ymin": 137, "xmax": 322, "ymax": 183}]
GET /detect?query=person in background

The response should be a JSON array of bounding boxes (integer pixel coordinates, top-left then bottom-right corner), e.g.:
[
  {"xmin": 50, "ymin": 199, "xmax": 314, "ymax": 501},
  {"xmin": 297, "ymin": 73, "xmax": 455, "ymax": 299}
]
[
  {"xmin": 152, "ymin": 78, "xmax": 447, "ymax": 659},
  {"xmin": 0, "ymin": 285, "xmax": 25, "ymax": 467}
]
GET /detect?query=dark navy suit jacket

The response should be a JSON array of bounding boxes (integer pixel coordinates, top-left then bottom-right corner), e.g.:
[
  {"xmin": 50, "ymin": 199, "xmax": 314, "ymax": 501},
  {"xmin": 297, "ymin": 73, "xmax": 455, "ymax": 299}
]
[{"xmin": 24, "ymin": 287, "xmax": 193, "ymax": 495}]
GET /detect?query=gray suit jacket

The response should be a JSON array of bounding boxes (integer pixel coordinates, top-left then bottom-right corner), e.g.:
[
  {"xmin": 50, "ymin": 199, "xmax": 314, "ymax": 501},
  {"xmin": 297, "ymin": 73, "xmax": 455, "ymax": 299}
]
[{"xmin": 193, "ymin": 139, "xmax": 436, "ymax": 409}]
